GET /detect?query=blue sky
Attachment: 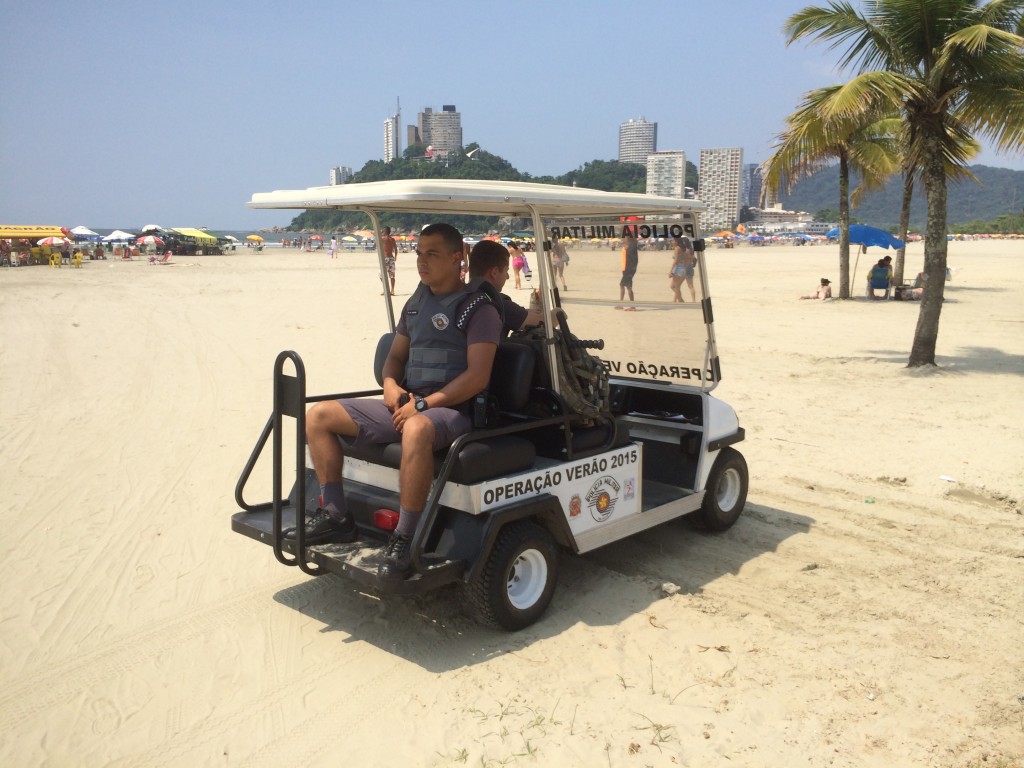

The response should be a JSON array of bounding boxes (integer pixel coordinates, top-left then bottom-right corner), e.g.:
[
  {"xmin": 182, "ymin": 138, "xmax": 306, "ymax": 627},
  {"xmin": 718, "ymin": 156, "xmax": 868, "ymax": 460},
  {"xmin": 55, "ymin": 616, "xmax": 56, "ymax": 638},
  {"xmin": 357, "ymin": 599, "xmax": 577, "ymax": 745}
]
[{"xmin": 2, "ymin": 0, "xmax": 1021, "ymax": 230}]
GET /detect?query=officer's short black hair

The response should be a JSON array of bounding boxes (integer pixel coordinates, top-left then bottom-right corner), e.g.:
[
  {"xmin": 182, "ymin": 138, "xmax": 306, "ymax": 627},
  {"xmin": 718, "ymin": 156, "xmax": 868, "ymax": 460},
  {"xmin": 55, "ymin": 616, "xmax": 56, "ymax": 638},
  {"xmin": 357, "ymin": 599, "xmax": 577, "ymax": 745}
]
[
  {"xmin": 468, "ymin": 240, "xmax": 509, "ymax": 277},
  {"xmin": 419, "ymin": 223, "xmax": 464, "ymax": 255}
]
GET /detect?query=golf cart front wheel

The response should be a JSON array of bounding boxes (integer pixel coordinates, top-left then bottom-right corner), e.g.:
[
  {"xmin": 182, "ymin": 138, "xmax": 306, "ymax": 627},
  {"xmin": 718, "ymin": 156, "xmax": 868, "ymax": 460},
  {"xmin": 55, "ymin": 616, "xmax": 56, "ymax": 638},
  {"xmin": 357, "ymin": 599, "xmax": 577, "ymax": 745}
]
[
  {"xmin": 465, "ymin": 521, "xmax": 558, "ymax": 631},
  {"xmin": 697, "ymin": 447, "xmax": 748, "ymax": 532}
]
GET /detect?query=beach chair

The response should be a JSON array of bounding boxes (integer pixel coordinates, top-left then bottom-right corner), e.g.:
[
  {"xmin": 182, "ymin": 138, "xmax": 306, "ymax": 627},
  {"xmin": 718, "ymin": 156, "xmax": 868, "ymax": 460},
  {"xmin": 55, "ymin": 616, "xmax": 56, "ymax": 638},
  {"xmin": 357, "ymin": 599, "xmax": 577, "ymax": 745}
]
[
  {"xmin": 73, "ymin": 252, "xmax": 83, "ymax": 268},
  {"xmin": 148, "ymin": 251, "xmax": 173, "ymax": 265},
  {"xmin": 49, "ymin": 251, "xmax": 62, "ymax": 269},
  {"xmin": 866, "ymin": 266, "xmax": 891, "ymax": 300}
]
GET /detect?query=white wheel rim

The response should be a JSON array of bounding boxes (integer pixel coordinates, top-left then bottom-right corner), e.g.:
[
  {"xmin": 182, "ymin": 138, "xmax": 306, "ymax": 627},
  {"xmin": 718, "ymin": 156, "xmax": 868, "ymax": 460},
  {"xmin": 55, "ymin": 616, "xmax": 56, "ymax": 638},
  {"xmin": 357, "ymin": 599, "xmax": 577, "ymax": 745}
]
[
  {"xmin": 716, "ymin": 467, "xmax": 742, "ymax": 511},
  {"xmin": 506, "ymin": 548, "xmax": 548, "ymax": 610}
]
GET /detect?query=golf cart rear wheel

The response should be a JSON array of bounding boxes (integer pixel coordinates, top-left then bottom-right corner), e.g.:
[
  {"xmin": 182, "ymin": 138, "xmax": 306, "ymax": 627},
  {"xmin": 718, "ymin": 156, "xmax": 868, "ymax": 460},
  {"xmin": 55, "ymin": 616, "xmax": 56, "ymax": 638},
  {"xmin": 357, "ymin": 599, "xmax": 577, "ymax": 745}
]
[
  {"xmin": 697, "ymin": 447, "xmax": 748, "ymax": 532},
  {"xmin": 465, "ymin": 521, "xmax": 558, "ymax": 631}
]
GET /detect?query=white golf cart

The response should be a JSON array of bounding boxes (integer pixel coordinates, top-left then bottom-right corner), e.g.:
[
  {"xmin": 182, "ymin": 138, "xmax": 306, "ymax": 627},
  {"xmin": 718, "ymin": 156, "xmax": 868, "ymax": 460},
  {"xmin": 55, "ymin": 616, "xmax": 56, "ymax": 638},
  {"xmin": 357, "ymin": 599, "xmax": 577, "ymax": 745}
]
[{"xmin": 232, "ymin": 179, "xmax": 747, "ymax": 631}]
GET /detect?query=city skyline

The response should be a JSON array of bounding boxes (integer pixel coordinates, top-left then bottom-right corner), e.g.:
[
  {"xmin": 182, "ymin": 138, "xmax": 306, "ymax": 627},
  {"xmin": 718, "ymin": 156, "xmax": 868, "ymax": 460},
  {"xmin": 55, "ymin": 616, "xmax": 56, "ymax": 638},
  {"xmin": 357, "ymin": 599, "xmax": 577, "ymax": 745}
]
[{"xmin": 2, "ymin": 0, "xmax": 1020, "ymax": 229}]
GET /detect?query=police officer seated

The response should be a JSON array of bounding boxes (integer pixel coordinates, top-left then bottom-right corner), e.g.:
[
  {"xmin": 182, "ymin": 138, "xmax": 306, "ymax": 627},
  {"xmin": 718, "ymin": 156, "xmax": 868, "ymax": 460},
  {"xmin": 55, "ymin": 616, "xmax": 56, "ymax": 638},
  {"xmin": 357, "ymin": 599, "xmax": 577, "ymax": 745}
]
[{"xmin": 292, "ymin": 223, "xmax": 502, "ymax": 582}]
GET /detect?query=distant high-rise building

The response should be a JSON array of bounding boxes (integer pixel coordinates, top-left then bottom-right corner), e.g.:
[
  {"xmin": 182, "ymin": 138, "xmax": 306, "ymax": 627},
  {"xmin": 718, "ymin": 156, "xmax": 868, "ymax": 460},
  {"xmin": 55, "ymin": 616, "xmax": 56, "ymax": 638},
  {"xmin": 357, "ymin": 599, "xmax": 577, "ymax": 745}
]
[
  {"xmin": 646, "ymin": 151, "xmax": 686, "ymax": 198},
  {"xmin": 384, "ymin": 99, "xmax": 401, "ymax": 162},
  {"xmin": 413, "ymin": 105, "xmax": 463, "ymax": 155},
  {"xmin": 618, "ymin": 117, "xmax": 657, "ymax": 165},
  {"xmin": 329, "ymin": 166, "xmax": 352, "ymax": 186},
  {"xmin": 698, "ymin": 148, "xmax": 744, "ymax": 230},
  {"xmin": 742, "ymin": 163, "xmax": 763, "ymax": 208}
]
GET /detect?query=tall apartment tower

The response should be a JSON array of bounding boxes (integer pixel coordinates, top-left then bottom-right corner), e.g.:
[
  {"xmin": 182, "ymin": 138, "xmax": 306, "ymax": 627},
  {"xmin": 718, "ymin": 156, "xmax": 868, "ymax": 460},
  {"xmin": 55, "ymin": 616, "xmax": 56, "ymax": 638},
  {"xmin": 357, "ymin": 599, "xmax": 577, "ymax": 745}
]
[
  {"xmin": 697, "ymin": 147, "xmax": 744, "ymax": 230},
  {"xmin": 384, "ymin": 100, "xmax": 401, "ymax": 162},
  {"xmin": 618, "ymin": 117, "xmax": 657, "ymax": 165},
  {"xmin": 411, "ymin": 105, "xmax": 463, "ymax": 154},
  {"xmin": 742, "ymin": 162, "xmax": 763, "ymax": 207},
  {"xmin": 646, "ymin": 151, "xmax": 686, "ymax": 198},
  {"xmin": 329, "ymin": 166, "xmax": 352, "ymax": 185}
]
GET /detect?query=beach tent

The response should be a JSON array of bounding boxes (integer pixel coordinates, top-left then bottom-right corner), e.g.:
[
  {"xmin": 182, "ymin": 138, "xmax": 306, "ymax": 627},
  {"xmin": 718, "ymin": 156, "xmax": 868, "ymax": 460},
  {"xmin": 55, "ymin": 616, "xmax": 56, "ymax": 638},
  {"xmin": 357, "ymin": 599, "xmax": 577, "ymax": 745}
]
[
  {"xmin": 70, "ymin": 226, "xmax": 99, "ymax": 237},
  {"xmin": 170, "ymin": 227, "xmax": 217, "ymax": 245},
  {"xmin": 0, "ymin": 225, "xmax": 67, "ymax": 240},
  {"xmin": 102, "ymin": 230, "xmax": 136, "ymax": 242}
]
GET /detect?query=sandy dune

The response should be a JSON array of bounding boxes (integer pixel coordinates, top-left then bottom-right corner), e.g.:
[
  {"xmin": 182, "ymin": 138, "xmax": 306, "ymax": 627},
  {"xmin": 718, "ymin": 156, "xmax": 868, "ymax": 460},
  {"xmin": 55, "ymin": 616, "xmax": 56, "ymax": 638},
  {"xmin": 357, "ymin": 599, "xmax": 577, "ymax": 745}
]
[{"xmin": 1, "ymin": 240, "xmax": 1021, "ymax": 767}]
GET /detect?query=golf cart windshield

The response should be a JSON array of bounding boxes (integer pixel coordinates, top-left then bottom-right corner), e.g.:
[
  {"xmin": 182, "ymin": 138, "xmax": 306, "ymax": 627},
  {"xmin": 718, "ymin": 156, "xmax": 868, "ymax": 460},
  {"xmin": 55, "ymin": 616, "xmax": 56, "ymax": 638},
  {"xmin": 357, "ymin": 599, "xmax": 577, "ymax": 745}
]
[
  {"xmin": 540, "ymin": 215, "xmax": 716, "ymax": 389},
  {"xmin": 248, "ymin": 179, "xmax": 720, "ymax": 391}
]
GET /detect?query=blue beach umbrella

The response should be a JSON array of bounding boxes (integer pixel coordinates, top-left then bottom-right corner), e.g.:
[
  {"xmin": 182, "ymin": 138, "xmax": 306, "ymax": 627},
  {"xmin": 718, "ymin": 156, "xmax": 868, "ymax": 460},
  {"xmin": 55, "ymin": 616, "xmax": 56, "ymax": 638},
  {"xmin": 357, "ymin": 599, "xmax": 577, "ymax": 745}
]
[{"xmin": 826, "ymin": 224, "xmax": 905, "ymax": 250}]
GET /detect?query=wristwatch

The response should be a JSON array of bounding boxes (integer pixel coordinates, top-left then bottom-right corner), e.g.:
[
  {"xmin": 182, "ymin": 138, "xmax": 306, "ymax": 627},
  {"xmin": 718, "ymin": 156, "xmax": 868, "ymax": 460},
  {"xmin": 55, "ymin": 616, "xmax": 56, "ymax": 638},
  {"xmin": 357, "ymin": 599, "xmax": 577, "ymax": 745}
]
[{"xmin": 414, "ymin": 395, "xmax": 429, "ymax": 412}]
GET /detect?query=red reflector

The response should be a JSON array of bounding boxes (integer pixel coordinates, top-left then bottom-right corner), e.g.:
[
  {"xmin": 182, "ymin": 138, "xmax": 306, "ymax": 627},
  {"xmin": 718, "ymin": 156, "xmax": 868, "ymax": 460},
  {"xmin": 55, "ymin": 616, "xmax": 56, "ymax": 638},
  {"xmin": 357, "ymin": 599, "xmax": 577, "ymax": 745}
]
[{"xmin": 373, "ymin": 508, "xmax": 400, "ymax": 531}]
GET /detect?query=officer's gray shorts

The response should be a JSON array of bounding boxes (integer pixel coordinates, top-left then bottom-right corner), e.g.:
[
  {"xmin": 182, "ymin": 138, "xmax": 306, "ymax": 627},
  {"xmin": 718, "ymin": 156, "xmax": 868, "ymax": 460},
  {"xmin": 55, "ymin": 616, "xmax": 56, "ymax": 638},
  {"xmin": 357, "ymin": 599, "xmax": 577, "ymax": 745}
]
[{"xmin": 338, "ymin": 398, "xmax": 471, "ymax": 452}]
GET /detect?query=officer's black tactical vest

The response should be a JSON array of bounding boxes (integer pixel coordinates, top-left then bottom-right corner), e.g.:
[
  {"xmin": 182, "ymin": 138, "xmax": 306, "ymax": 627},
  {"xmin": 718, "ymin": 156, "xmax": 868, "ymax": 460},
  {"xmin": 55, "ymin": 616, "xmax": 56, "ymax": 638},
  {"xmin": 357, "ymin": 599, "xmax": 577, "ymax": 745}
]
[{"xmin": 403, "ymin": 280, "xmax": 499, "ymax": 393}]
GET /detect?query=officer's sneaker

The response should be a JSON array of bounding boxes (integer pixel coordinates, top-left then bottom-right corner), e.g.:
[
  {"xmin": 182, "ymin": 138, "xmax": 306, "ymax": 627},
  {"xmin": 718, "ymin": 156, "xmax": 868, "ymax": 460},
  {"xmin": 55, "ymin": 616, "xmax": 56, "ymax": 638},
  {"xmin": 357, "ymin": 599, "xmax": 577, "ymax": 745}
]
[
  {"xmin": 378, "ymin": 532, "xmax": 413, "ymax": 582},
  {"xmin": 284, "ymin": 508, "xmax": 358, "ymax": 544}
]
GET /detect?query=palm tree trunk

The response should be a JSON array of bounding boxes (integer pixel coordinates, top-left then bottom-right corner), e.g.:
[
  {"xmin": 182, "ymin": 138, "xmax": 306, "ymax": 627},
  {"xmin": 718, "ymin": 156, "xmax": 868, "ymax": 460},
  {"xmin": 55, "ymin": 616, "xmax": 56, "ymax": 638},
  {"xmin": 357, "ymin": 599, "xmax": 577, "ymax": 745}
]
[
  {"xmin": 894, "ymin": 171, "xmax": 913, "ymax": 285},
  {"xmin": 908, "ymin": 130, "xmax": 949, "ymax": 367},
  {"xmin": 838, "ymin": 153, "xmax": 851, "ymax": 299}
]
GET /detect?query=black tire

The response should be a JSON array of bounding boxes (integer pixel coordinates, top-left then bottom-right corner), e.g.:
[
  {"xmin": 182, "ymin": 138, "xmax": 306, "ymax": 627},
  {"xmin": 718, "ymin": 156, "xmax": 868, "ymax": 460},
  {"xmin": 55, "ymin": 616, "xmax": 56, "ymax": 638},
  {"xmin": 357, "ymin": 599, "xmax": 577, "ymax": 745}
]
[
  {"xmin": 696, "ymin": 447, "xmax": 748, "ymax": 532},
  {"xmin": 465, "ymin": 521, "xmax": 558, "ymax": 631}
]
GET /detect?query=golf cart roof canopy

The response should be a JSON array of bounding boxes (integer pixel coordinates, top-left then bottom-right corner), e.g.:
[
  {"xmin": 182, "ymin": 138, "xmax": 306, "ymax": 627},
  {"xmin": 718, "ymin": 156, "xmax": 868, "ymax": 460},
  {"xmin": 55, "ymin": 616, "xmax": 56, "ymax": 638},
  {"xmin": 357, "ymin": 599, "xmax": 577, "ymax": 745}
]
[{"xmin": 248, "ymin": 179, "xmax": 706, "ymax": 218}]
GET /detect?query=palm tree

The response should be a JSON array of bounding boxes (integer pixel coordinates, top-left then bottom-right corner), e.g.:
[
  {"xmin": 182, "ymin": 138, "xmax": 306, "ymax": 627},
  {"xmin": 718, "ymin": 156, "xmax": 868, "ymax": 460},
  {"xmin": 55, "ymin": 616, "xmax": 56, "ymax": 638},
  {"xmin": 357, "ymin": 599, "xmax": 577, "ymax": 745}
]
[
  {"xmin": 761, "ymin": 85, "xmax": 901, "ymax": 298},
  {"xmin": 786, "ymin": 0, "xmax": 1024, "ymax": 366}
]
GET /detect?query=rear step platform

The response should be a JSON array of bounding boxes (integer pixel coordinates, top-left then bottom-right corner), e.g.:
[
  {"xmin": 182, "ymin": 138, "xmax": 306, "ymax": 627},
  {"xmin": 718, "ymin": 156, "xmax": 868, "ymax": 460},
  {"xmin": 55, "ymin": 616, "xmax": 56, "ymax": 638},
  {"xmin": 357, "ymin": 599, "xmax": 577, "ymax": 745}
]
[{"xmin": 231, "ymin": 507, "xmax": 466, "ymax": 595}]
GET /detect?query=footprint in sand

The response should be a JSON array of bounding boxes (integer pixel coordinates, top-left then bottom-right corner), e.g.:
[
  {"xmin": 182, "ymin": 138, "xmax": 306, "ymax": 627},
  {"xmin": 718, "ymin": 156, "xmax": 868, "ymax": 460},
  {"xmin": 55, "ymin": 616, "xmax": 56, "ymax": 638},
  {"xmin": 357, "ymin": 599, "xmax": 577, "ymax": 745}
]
[
  {"xmin": 132, "ymin": 564, "xmax": 155, "ymax": 590},
  {"xmin": 91, "ymin": 698, "xmax": 122, "ymax": 734}
]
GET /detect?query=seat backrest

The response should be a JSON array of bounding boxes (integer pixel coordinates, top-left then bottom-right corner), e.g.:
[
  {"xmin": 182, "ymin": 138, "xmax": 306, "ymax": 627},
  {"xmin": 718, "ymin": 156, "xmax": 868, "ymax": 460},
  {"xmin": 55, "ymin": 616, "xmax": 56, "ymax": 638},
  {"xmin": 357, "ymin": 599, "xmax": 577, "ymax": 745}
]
[
  {"xmin": 490, "ymin": 342, "xmax": 535, "ymax": 412},
  {"xmin": 869, "ymin": 267, "xmax": 890, "ymax": 289},
  {"xmin": 373, "ymin": 332, "xmax": 396, "ymax": 387},
  {"xmin": 372, "ymin": 332, "xmax": 535, "ymax": 413}
]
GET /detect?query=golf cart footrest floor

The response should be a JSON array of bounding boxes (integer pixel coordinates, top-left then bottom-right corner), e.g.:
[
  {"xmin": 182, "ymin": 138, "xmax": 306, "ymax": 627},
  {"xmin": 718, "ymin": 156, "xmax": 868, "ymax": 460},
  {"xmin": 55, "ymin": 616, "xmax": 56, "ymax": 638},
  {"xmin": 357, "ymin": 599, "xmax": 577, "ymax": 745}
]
[{"xmin": 231, "ymin": 508, "xmax": 466, "ymax": 594}]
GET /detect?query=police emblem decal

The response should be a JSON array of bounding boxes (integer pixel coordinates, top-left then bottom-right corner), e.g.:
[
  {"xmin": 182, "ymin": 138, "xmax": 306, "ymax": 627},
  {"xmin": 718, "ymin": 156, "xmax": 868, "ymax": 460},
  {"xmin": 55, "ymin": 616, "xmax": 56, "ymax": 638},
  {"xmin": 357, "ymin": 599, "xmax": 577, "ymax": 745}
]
[
  {"xmin": 431, "ymin": 313, "xmax": 450, "ymax": 330},
  {"xmin": 587, "ymin": 476, "xmax": 620, "ymax": 522},
  {"xmin": 569, "ymin": 494, "xmax": 582, "ymax": 518}
]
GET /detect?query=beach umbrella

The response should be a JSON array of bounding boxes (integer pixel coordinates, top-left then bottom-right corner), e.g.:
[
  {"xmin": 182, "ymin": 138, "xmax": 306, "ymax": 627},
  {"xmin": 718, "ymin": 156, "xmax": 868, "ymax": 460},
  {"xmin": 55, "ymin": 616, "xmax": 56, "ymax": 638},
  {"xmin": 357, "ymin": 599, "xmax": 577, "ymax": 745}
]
[
  {"xmin": 141, "ymin": 224, "xmax": 162, "ymax": 233},
  {"xmin": 246, "ymin": 234, "xmax": 264, "ymax": 242},
  {"xmin": 102, "ymin": 230, "xmax": 136, "ymax": 242},
  {"xmin": 224, "ymin": 235, "xmax": 238, "ymax": 242},
  {"xmin": 825, "ymin": 224, "xmax": 904, "ymax": 250},
  {"xmin": 309, "ymin": 234, "xmax": 323, "ymax": 241},
  {"xmin": 37, "ymin": 236, "xmax": 71, "ymax": 247},
  {"xmin": 137, "ymin": 235, "xmax": 164, "ymax": 247},
  {"xmin": 70, "ymin": 225, "xmax": 99, "ymax": 237}
]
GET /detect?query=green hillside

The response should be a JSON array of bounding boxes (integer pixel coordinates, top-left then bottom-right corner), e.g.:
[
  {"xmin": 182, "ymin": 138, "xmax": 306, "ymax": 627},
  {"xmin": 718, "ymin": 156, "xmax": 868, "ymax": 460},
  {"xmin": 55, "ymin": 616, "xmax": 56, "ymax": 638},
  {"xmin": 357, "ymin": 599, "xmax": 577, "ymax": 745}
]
[{"xmin": 778, "ymin": 164, "xmax": 1024, "ymax": 231}]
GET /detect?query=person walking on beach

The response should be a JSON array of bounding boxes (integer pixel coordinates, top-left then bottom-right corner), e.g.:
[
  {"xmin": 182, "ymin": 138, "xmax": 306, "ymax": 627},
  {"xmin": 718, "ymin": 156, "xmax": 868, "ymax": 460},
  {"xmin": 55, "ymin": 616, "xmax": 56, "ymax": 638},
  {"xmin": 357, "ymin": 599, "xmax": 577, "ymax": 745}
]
[
  {"xmin": 328, "ymin": 236, "xmax": 338, "ymax": 259},
  {"xmin": 509, "ymin": 241, "xmax": 526, "ymax": 289},
  {"xmin": 381, "ymin": 226, "xmax": 398, "ymax": 295},
  {"xmin": 550, "ymin": 235, "xmax": 569, "ymax": 291},
  {"xmin": 669, "ymin": 235, "xmax": 696, "ymax": 302},
  {"xmin": 293, "ymin": 223, "xmax": 500, "ymax": 582},
  {"xmin": 618, "ymin": 229, "xmax": 638, "ymax": 308}
]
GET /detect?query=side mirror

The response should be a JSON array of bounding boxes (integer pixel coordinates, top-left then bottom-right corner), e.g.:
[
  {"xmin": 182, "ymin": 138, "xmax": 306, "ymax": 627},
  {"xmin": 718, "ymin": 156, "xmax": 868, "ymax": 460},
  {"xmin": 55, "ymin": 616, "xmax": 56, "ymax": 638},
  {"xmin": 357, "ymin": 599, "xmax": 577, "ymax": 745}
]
[{"xmin": 693, "ymin": 238, "xmax": 706, "ymax": 252}]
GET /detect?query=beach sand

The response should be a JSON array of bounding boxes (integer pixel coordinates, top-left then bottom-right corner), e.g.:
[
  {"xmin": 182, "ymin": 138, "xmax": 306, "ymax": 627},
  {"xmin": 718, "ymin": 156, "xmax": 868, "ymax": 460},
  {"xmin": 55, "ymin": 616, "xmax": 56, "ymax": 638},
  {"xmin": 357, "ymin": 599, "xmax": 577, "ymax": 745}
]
[{"xmin": 1, "ymin": 241, "xmax": 1021, "ymax": 767}]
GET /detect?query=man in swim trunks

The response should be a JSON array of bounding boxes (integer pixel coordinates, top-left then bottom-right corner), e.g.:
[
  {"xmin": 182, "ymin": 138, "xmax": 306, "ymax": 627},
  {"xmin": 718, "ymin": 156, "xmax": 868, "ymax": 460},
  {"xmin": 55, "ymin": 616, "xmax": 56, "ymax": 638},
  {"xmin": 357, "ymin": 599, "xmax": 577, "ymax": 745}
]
[
  {"xmin": 381, "ymin": 226, "xmax": 398, "ymax": 295},
  {"xmin": 619, "ymin": 229, "xmax": 639, "ymax": 307}
]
